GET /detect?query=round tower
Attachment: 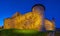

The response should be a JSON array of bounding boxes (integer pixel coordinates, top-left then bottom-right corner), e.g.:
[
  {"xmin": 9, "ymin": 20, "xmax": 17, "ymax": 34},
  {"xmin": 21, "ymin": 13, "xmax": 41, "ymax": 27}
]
[{"xmin": 32, "ymin": 4, "xmax": 45, "ymax": 31}]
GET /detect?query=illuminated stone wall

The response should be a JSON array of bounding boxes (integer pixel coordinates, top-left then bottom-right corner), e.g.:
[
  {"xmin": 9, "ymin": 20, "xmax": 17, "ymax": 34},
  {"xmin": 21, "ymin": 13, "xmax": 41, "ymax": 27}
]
[
  {"xmin": 44, "ymin": 19, "xmax": 55, "ymax": 30},
  {"xmin": 4, "ymin": 12, "xmax": 55, "ymax": 31}
]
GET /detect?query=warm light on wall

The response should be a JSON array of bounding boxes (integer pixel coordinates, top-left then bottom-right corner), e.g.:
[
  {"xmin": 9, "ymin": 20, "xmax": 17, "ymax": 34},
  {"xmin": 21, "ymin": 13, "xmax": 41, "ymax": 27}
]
[{"xmin": 4, "ymin": 12, "xmax": 55, "ymax": 31}]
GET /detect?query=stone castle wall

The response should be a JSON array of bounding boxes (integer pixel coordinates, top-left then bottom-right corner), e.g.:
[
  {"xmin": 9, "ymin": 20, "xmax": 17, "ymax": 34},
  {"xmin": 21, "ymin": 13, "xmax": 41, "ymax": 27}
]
[{"xmin": 4, "ymin": 12, "xmax": 55, "ymax": 31}]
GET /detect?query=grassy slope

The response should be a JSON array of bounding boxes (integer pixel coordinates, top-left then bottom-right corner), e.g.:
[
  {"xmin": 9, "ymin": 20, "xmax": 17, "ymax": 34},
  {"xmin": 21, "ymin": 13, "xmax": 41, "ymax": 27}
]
[
  {"xmin": 0, "ymin": 29, "xmax": 47, "ymax": 36},
  {"xmin": 0, "ymin": 29, "xmax": 60, "ymax": 36}
]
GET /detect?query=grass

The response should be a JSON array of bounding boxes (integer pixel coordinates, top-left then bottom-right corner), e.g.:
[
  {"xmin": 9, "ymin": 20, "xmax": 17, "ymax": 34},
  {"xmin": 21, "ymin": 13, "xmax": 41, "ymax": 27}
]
[
  {"xmin": 0, "ymin": 29, "xmax": 60, "ymax": 36},
  {"xmin": 14, "ymin": 29, "xmax": 39, "ymax": 34},
  {"xmin": 0, "ymin": 29, "xmax": 48, "ymax": 36}
]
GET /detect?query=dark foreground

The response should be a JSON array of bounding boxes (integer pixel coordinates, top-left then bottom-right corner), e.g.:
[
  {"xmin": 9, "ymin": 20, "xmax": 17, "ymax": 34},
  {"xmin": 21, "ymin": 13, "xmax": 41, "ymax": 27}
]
[{"xmin": 0, "ymin": 29, "xmax": 60, "ymax": 36}]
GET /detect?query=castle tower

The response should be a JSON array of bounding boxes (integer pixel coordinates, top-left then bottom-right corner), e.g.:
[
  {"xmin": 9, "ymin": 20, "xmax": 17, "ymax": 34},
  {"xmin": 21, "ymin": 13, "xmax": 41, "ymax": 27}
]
[{"xmin": 32, "ymin": 5, "xmax": 45, "ymax": 31}]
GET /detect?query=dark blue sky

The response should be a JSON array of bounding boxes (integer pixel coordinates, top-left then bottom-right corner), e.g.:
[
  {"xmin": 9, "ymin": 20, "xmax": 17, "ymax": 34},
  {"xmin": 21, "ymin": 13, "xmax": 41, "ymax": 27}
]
[{"xmin": 0, "ymin": 0, "xmax": 60, "ymax": 28}]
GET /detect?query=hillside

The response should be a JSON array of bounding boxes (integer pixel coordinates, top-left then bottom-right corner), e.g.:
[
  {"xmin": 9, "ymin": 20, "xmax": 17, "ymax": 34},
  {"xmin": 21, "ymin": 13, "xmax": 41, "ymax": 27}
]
[
  {"xmin": 0, "ymin": 29, "xmax": 60, "ymax": 36},
  {"xmin": 0, "ymin": 29, "xmax": 47, "ymax": 36}
]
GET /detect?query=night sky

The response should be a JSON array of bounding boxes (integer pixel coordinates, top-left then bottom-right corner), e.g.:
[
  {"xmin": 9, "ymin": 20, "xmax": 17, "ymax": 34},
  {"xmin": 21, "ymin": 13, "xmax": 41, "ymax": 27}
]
[{"xmin": 0, "ymin": 0, "xmax": 60, "ymax": 28}]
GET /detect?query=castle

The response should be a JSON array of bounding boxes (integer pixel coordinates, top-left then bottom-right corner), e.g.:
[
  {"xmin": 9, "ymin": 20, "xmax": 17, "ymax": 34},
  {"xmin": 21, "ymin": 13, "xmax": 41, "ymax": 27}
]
[
  {"xmin": 3, "ymin": 4, "xmax": 55, "ymax": 31},
  {"xmin": 4, "ymin": 11, "xmax": 55, "ymax": 31}
]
